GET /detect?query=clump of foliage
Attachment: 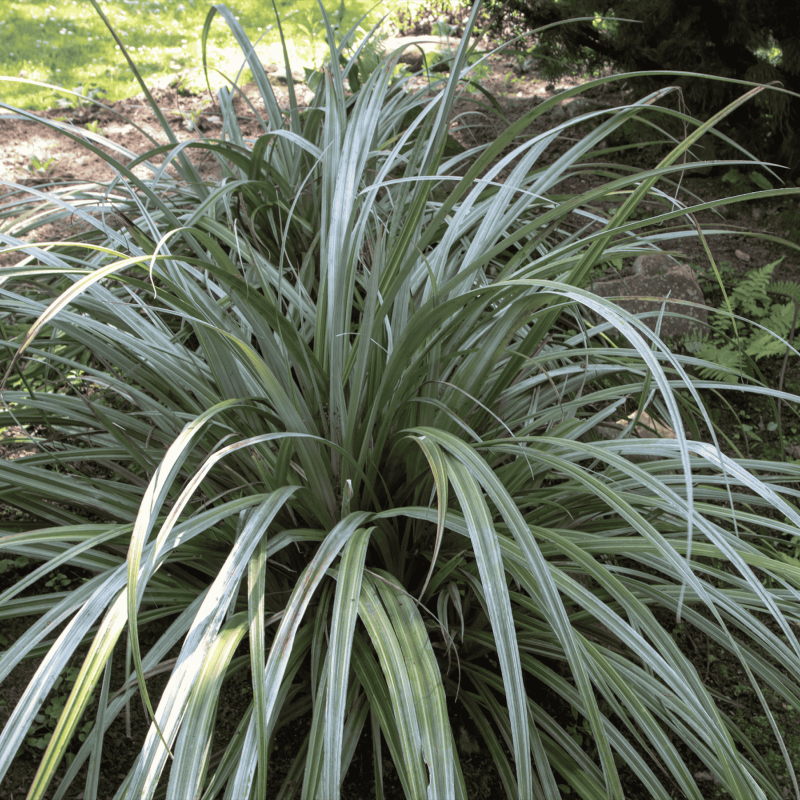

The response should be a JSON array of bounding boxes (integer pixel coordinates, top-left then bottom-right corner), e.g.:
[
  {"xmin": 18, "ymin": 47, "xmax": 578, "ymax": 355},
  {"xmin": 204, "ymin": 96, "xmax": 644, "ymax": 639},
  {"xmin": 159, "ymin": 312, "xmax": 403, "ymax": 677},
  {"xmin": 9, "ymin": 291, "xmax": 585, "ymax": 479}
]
[
  {"xmin": 2, "ymin": 2, "xmax": 800, "ymax": 799},
  {"xmin": 721, "ymin": 166, "xmax": 775, "ymax": 193},
  {"xmin": 473, "ymin": 0, "xmax": 800, "ymax": 178}
]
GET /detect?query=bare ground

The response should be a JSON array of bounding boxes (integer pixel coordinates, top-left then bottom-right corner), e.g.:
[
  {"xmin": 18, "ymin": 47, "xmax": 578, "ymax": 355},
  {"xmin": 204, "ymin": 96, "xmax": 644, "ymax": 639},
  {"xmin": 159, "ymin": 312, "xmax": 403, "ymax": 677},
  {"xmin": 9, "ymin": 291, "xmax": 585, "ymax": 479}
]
[{"xmin": 1, "ymin": 48, "xmax": 797, "ymax": 283}]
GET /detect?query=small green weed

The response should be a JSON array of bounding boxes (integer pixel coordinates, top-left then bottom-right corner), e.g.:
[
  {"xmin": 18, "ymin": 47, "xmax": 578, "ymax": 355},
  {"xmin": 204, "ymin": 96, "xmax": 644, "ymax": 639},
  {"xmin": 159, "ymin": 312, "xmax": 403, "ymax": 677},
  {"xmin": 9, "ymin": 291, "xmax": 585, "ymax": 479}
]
[
  {"xmin": 85, "ymin": 119, "xmax": 105, "ymax": 136},
  {"xmin": 25, "ymin": 154, "xmax": 57, "ymax": 176},
  {"xmin": 54, "ymin": 82, "xmax": 107, "ymax": 112},
  {"xmin": 44, "ymin": 570, "xmax": 76, "ymax": 591},
  {"xmin": 0, "ymin": 555, "xmax": 30, "ymax": 575},
  {"xmin": 721, "ymin": 167, "xmax": 773, "ymax": 192},
  {"xmin": 25, "ymin": 667, "xmax": 95, "ymax": 756},
  {"xmin": 590, "ymin": 254, "xmax": 624, "ymax": 282},
  {"xmin": 180, "ymin": 100, "xmax": 209, "ymax": 132}
]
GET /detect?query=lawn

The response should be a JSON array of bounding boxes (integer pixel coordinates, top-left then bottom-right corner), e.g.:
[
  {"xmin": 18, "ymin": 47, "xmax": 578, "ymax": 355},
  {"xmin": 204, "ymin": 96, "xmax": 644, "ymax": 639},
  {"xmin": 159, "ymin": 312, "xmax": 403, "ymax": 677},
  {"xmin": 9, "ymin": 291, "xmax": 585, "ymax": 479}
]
[{"xmin": 0, "ymin": 0, "xmax": 432, "ymax": 110}]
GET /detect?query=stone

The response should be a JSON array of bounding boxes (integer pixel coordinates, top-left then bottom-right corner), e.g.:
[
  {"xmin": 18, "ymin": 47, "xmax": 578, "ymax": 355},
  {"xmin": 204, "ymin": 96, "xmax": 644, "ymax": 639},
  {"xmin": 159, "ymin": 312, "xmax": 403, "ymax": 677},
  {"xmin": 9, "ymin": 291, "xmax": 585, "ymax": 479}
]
[
  {"xmin": 593, "ymin": 410, "xmax": 678, "ymax": 441},
  {"xmin": 694, "ymin": 771, "xmax": 721, "ymax": 785},
  {"xmin": 565, "ymin": 97, "xmax": 597, "ymax": 118},
  {"xmin": 456, "ymin": 725, "xmax": 480, "ymax": 756},
  {"xmin": 550, "ymin": 97, "xmax": 601, "ymax": 122},
  {"xmin": 380, "ymin": 35, "xmax": 476, "ymax": 73},
  {"xmin": 619, "ymin": 410, "xmax": 677, "ymax": 439},
  {"xmin": 689, "ymin": 133, "xmax": 718, "ymax": 176},
  {"xmin": 590, "ymin": 253, "xmax": 708, "ymax": 340},
  {"xmin": 585, "ymin": 409, "xmax": 682, "ymax": 463},
  {"xmin": 271, "ymin": 69, "xmax": 306, "ymax": 85}
]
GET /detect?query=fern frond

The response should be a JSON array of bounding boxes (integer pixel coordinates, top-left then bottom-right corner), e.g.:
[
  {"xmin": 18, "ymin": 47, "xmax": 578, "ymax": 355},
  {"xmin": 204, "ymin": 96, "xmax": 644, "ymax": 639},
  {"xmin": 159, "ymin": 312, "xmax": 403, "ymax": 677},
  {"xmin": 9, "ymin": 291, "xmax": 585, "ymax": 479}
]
[
  {"xmin": 694, "ymin": 342, "xmax": 749, "ymax": 383},
  {"xmin": 746, "ymin": 302, "xmax": 795, "ymax": 360},
  {"xmin": 767, "ymin": 279, "xmax": 800, "ymax": 307},
  {"xmin": 730, "ymin": 260, "xmax": 778, "ymax": 318}
]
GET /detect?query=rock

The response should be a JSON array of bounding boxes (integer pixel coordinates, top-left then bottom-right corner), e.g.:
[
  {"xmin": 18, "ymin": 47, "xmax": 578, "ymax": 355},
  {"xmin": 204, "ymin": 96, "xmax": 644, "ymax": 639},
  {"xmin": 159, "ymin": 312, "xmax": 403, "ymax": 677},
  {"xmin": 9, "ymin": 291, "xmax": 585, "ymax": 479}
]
[
  {"xmin": 585, "ymin": 409, "xmax": 682, "ymax": 464},
  {"xmin": 380, "ymin": 35, "xmax": 477, "ymax": 73},
  {"xmin": 690, "ymin": 133, "xmax": 718, "ymax": 176},
  {"xmin": 735, "ymin": 249, "xmax": 750, "ymax": 261},
  {"xmin": 456, "ymin": 725, "xmax": 481, "ymax": 756},
  {"xmin": 564, "ymin": 97, "xmax": 597, "ymax": 118},
  {"xmin": 271, "ymin": 69, "xmax": 306, "ymax": 85},
  {"xmin": 620, "ymin": 410, "xmax": 677, "ymax": 439},
  {"xmin": 694, "ymin": 771, "xmax": 721, "ymax": 784},
  {"xmin": 549, "ymin": 97, "xmax": 603, "ymax": 122},
  {"xmin": 593, "ymin": 410, "xmax": 678, "ymax": 441},
  {"xmin": 590, "ymin": 253, "xmax": 708, "ymax": 340}
]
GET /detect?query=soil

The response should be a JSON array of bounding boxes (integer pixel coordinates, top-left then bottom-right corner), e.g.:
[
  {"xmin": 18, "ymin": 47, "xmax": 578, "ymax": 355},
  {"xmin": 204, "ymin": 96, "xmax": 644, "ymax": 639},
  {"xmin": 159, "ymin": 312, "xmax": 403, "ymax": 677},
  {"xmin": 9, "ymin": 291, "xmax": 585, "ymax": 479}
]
[
  {"xmin": 2, "ymin": 28, "xmax": 800, "ymax": 800},
  {"xmin": 2, "ymin": 41, "xmax": 798, "ymax": 281}
]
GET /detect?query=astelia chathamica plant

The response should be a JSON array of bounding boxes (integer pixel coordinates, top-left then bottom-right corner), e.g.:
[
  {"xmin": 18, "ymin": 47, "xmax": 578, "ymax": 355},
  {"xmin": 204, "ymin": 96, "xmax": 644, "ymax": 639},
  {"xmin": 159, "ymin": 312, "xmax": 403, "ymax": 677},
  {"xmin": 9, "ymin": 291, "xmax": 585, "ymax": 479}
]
[{"xmin": 1, "ymin": 1, "xmax": 800, "ymax": 798}]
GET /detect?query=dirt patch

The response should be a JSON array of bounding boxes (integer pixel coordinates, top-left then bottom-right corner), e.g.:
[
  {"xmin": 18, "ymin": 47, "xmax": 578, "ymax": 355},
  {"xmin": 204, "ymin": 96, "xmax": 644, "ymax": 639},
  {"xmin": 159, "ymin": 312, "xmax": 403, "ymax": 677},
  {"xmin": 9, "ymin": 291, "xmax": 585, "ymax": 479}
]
[
  {"xmin": 0, "ymin": 77, "xmax": 315, "ymax": 187},
  {"xmin": 0, "ymin": 78, "xmax": 312, "ymax": 270},
  {"xmin": 2, "ymin": 49, "xmax": 797, "ymax": 284}
]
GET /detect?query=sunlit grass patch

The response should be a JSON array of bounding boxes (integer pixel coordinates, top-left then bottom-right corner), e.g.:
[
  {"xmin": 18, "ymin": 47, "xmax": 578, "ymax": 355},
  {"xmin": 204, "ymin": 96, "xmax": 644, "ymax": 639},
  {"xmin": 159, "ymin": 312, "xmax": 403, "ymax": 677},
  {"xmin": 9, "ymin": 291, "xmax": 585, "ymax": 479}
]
[{"xmin": 0, "ymin": 0, "xmax": 438, "ymax": 110}]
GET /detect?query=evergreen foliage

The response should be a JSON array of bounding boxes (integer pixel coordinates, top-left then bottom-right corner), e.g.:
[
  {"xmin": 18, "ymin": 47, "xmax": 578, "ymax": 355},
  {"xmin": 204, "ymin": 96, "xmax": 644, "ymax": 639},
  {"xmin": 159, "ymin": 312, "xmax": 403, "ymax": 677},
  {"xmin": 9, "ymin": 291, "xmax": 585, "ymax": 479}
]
[{"xmin": 477, "ymin": 0, "xmax": 800, "ymax": 177}]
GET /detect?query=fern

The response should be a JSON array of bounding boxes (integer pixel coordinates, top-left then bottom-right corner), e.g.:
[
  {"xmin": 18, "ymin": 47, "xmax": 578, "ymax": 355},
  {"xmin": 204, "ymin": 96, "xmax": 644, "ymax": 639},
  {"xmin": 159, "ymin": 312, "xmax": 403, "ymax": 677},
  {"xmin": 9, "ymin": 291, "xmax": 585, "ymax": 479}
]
[
  {"xmin": 685, "ymin": 258, "xmax": 797, "ymax": 382},
  {"xmin": 746, "ymin": 301, "xmax": 796, "ymax": 360},
  {"xmin": 691, "ymin": 341, "xmax": 749, "ymax": 383},
  {"xmin": 766, "ymin": 279, "xmax": 800, "ymax": 316},
  {"xmin": 730, "ymin": 261, "xmax": 775, "ymax": 319}
]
